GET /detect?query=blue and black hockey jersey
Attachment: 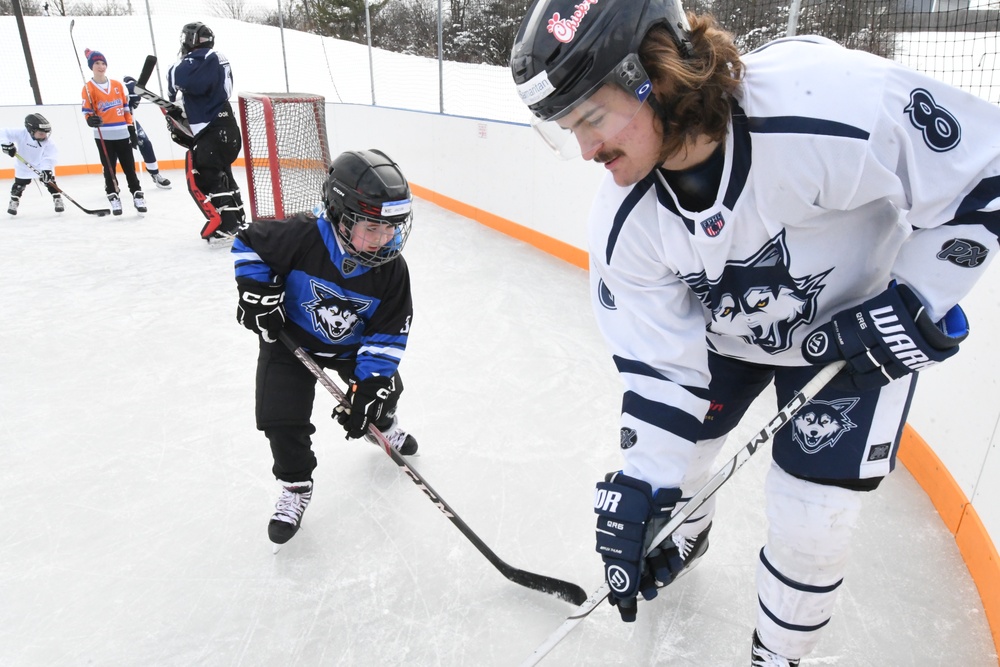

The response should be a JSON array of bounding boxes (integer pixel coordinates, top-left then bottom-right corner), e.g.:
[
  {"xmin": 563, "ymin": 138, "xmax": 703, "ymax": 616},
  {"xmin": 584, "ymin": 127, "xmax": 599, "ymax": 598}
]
[{"xmin": 233, "ymin": 213, "xmax": 413, "ymax": 382}]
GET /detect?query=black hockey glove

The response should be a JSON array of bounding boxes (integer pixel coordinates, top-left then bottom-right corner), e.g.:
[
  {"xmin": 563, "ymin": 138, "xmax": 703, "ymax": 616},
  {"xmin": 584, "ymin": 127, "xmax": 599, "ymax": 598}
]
[
  {"xmin": 40, "ymin": 170, "xmax": 55, "ymax": 184},
  {"xmin": 128, "ymin": 125, "xmax": 138, "ymax": 149},
  {"xmin": 236, "ymin": 278, "xmax": 286, "ymax": 343},
  {"xmin": 1, "ymin": 142, "xmax": 14, "ymax": 157},
  {"xmin": 334, "ymin": 376, "xmax": 394, "ymax": 440},
  {"xmin": 85, "ymin": 114, "xmax": 103, "ymax": 128},
  {"xmin": 595, "ymin": 472, "xmax": 684, "ymax": 622},
  {"xmin": 802, "ymin": 283, "xmax": 968, "ymax": 392}
]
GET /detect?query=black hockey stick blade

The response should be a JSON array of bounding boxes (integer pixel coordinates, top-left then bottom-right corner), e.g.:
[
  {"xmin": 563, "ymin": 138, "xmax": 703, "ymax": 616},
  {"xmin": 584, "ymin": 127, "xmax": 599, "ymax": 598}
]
[
  {"xmin": 136, "ymin": 55, "xmax": 156, "ymax": 88},
  {"xmin": 278, "ymin": 330, "xmax": 588, "ymax": 606},
  {"xmin": 14, "ymin": 153, "xmax": 111, "ymax": 216}
]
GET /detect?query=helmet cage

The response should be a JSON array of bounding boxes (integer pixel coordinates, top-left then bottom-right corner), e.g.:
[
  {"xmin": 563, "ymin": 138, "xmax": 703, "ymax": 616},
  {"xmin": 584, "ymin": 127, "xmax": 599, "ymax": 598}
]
[
  {"xmin": 526, "ymin": 53, "xmax": 652, "ymax": 159},
  {"xmin": 335, "ymin": 205, "xmax": 413, "ymax": 268}
]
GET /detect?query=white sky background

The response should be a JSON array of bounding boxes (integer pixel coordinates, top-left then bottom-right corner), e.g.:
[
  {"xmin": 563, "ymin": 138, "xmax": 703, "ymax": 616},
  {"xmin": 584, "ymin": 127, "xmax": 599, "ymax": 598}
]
[{"xmin": 0, "ymin": 13, "xmax": 997, "ymax": 667}]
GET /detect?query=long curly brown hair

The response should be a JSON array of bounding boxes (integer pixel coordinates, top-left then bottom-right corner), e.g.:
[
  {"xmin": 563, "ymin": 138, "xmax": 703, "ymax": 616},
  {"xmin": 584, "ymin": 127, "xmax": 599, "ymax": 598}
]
[{"xmin": 639, "ymin": 13, "xmax": 744, "ymax": 160}]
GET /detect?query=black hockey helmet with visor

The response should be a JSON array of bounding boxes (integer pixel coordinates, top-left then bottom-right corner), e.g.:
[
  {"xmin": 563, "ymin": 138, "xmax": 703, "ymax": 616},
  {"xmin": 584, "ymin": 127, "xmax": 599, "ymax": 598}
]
[
  {"xmin": 323, "ymin": 149, "xmax": 413, "ymax": 268},
  {"xmin": 25, "ymin": 113, "xmax": 52, "ymax": 140},
  {"xmin": 510, "ymin": 0, "xmax": 692, "ymax": 159},
  {"xmin": 180, "ymin": 22, "xmax": 215, "ymax": 55}
]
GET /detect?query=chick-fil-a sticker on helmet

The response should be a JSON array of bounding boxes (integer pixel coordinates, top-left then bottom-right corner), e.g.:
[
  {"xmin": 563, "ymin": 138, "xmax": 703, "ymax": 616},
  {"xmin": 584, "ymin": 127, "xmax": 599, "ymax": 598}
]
[{"xmin": 548, "ymin": 0, "xmax": 600, "ymax": 43}]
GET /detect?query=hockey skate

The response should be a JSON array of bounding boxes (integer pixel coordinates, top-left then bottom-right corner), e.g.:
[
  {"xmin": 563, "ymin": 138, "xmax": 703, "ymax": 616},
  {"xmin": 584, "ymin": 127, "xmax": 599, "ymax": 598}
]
[
  {"xmin": 108, "ymin": 193, "xmax": 123, "ymax": 216},
  {"xmin": 751, "ymin": 630, "xmax": 800, "ymax": 667},
  {"xmin": 268, "ymin": 479, "xmax": 313, "ymax": 550},
  {"xmin": 7, "ymin": 195, "xmax": 19, "ymax": 215},
  {"xmin": 53, "ymin": 195, "xmax": 64, "ymax": 213},
  {"xmin": 367, "ymin": 416, "xmax": 419, "ymax": 456},
  {"xmin": 151, "ymin": 171, "xmax": 172, "ymax": 189},
  {"xmin": 133, "ymin": 190, "xmax": 147, "ymax": 213}
]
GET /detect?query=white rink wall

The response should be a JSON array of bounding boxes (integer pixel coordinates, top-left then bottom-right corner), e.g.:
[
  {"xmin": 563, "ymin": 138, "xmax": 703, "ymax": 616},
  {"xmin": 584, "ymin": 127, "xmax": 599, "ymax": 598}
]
[{"xmin": 1, "ymin": 13, "xmax": 996, "ymax": 585}]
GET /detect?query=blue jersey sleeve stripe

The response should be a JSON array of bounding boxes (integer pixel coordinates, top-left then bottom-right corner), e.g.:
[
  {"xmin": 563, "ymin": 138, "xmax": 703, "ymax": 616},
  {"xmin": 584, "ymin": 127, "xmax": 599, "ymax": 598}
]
[
  {"xmin": 747, "ymin": 115, "xmax": 869, "ymax": 140},
  {"xmin": 622, "ymin": 390, "xmax": 703, "ymax": 442},
  {"xmin": 607, "ymin": 177, "xmax": 656, "ymax": 264}
]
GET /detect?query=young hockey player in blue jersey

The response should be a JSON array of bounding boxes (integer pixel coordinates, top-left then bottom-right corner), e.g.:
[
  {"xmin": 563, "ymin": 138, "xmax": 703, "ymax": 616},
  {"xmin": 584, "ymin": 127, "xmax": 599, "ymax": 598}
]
[
  {"xmin": 233, "ymin": 149, "xmax": 418, "ymax": 549},
  {"xmin": 123, "ymin": 75, "xmax": 172, "ymax": 190},
  {"xmin": 1, "ymin": 113, "xmax": 62, "ymax": 215},
  {"xmin": 167, "ymin": 22, "xmax": 246, "ymax": 243},
  {"xmin": 511, "ymin": 1, "xmax": 1000, "ymax": 665}
]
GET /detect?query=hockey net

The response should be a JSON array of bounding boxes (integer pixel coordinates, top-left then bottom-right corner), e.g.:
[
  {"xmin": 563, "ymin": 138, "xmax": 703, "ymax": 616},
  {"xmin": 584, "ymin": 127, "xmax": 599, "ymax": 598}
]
[{"xmin": 238, "ymin": 92, "xmax": 332, "ymax": 221}]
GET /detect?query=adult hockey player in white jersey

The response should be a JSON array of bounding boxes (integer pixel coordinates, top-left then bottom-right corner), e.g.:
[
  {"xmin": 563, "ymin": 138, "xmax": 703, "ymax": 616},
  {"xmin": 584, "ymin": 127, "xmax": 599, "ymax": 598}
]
[{"xmin": 511, "ymin": 1, "xmax": 999, "ymax": 665}]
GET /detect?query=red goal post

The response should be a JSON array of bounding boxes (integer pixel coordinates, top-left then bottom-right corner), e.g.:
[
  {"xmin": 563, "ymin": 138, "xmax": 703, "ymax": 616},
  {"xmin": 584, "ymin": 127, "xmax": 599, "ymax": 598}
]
[{"xmin": 237, "ymin": 92, "xmax": 332, "ymax": 221}]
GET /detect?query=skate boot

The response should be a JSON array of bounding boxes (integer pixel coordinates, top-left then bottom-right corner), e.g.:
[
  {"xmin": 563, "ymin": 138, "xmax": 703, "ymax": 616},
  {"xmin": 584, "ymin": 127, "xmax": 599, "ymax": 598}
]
[
  {"xmin": 751, "ymin": 631, "xmax": 800, "ymax": 667},
  {"xmin": 671, "ymin": 521, "xmax": 711, "ymax": 577},
  {"xmin": 7, "ymin": 195, "xmax": 19, "ymax": 215},
  {"xmin": 133, "ymin": 190, "xmax": 147, "ymax": 213},
  {"xmin": 268, "ymin": 479, "xmax": 313, "ymax": 546},
  {"xmin": 53, "ymin": 195, "xmax": 65, "ymax": 213},
  {"xmin": 108, "ymin": 193, "xmax": 122, "ymax": 216},
  {"xmin": 371, "ymin": 416, "xmax": 418, "ymax": 456},
  {"xmin": 150, "ymin": 171, "xmax": 172, "ymax": 189}
]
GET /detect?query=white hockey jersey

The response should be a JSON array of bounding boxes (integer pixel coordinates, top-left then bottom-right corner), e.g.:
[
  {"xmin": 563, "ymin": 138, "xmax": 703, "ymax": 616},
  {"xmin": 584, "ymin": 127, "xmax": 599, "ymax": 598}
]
[
  {"xmin": 0, "ymin": 127, "xmax": 58, "ymax": 181},
  {"xmin": 589, "ymin": 37, "xmax": 1000, "ymax": 489}
]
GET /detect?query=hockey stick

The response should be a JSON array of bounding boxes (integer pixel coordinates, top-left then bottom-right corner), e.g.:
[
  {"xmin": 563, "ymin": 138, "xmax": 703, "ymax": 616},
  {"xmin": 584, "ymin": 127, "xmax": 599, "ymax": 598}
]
[
  {"xmin": 134, "ymin": 55, "xmax": 195, "ymax": 139},
  {"xmin": 69, "ymin": 20, "xmax": 119, "ymax": 196},
  {"xmin": 519, "ymin": 360, "xmax": 846, "ymax": 667},
  {"xmin": 278, "ymin": 330, "xmax": 589, "ymax": 606},
  {"xmin": 14, "ymin": 153, "xmax": 111, "ymax": 217}
]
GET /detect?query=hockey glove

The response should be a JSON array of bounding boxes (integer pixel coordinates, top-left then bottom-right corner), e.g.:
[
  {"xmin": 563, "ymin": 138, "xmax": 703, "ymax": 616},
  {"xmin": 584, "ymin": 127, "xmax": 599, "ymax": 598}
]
[
  {"xmin": 335, "ymin": 376, "xmax": 394, "ymax": 439},
  {"xmin": 128, "ymin": 125, "xmax": 138, "ymax": 149},
  {"xmin": 595, "ymin": 472, "xmax": 684, "ymax": 622},
  {"xmin": 1, "ymin": 142, "xmax": 14, "ymax": 157},
  {"xmin": 236, "ymin": 278, "xmax": 286, "ymax": 343},
  {"xmin": 85, "ymin": 114, "xmax": 103, "ymax": 128},
  {"xmin": 802, "ymin": 283, "xmax": 968, "ymax": 392},
  {"xmin": 40, "ymin": 170, "xmax": 55, "ymax": 184}
]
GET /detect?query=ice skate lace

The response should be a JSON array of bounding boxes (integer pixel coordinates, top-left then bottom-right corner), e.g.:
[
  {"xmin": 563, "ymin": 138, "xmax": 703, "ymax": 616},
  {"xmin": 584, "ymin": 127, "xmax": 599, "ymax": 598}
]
[
  {"xmin": 752, "ymin": 641, "xmax": 798, "ymax": 667},
  {"xmin": 672, "ymin": 533, "xmax": 697, "ymax": 559},
  {"xmin": 272, "ymin": 486, "xmax": 311, "ymax": 525},
  {"xmin": 384, "ymin": 427, "xmax": 411, "ymax": 451}
]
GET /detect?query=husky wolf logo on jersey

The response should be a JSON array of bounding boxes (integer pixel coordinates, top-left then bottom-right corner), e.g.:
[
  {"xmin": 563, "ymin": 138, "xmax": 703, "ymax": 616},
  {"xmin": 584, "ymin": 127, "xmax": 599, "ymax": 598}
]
[
  {"xmin": 304, "ymin": 281, "xmax": 372, "ymax": 342},
  {"xmin": 792, "ymin": 398, "xmax": 859, "ymax": 454},
  {"xmin": 681, "ymin": 232, "xmax": 830, "ymax": 354}
]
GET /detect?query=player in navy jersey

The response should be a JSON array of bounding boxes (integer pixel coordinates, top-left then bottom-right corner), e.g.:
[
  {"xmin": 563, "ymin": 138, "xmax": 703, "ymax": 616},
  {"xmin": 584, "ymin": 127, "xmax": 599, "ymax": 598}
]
[
  {"xmin": 511, "ymin": 0, "xmax": 1000, "ymax": 664},
  {"xmin": 233, "ymin": 149, "xmax": 417, "ymax": 548},
  {"xmin": 167, "ymin": 22, "xmax": 246, "ymax": 243}
]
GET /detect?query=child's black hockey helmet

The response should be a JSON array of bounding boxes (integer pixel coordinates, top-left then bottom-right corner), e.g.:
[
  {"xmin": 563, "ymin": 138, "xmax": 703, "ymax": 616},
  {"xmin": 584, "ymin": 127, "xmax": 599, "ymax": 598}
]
[{"xmin": 323, "ymin": 149, "xmax": 413, "ymax": 268}]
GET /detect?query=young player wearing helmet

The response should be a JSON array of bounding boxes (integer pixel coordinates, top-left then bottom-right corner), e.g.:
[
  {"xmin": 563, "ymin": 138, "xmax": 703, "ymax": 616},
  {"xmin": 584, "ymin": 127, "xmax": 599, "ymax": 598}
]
[
  {"xmin": 511, "ymin": 0, "xmax": 1000, "ymax": 664},
  {"xmin": 1, "ymin": 113, "xmax": 63, "ymax": 215},
  {"xmin": 167, "ymin": 22, "xmax": 246, "ymax": 243},
  {"xmin": 232, "ymin": 149, "xmax": 417, "ymax": 549}
]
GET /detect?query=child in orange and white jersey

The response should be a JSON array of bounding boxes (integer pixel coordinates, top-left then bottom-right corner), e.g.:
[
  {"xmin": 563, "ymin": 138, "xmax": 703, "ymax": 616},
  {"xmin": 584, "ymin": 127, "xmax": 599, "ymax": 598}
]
[{"xmin": 80, "ymin": 48, "xmax": 145, "ymax": 215}]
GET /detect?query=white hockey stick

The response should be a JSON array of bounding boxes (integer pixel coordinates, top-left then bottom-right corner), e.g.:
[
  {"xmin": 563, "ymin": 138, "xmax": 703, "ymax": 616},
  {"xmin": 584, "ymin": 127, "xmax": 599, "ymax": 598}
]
[{"xmin": 519, "ymin": 360, "xmax": 845, "ymax": 667}]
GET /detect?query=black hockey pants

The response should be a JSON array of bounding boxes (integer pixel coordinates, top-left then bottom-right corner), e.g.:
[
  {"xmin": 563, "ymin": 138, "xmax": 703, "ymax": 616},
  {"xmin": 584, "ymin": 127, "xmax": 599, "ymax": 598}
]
[{"xmin": 255, "ymin": 337, "xmax": 404, "ymax": 483}]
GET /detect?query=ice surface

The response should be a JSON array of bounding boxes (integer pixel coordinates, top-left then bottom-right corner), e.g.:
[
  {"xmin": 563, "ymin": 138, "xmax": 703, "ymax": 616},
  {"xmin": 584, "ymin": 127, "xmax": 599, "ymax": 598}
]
[{"xmin": 0, "ymin": 173, "xmax": 995, "ymax": 665}]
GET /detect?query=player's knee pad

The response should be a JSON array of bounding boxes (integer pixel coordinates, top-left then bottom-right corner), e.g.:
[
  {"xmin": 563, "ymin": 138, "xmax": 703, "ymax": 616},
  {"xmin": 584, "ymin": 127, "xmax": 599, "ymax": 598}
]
[
  {"xmin": 10, "ymin": 182, "xmax": 26, "ymax": 196},
  {"xmin": 755, "ymin": 462, "xmax": 863, "ymax": 659}
]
